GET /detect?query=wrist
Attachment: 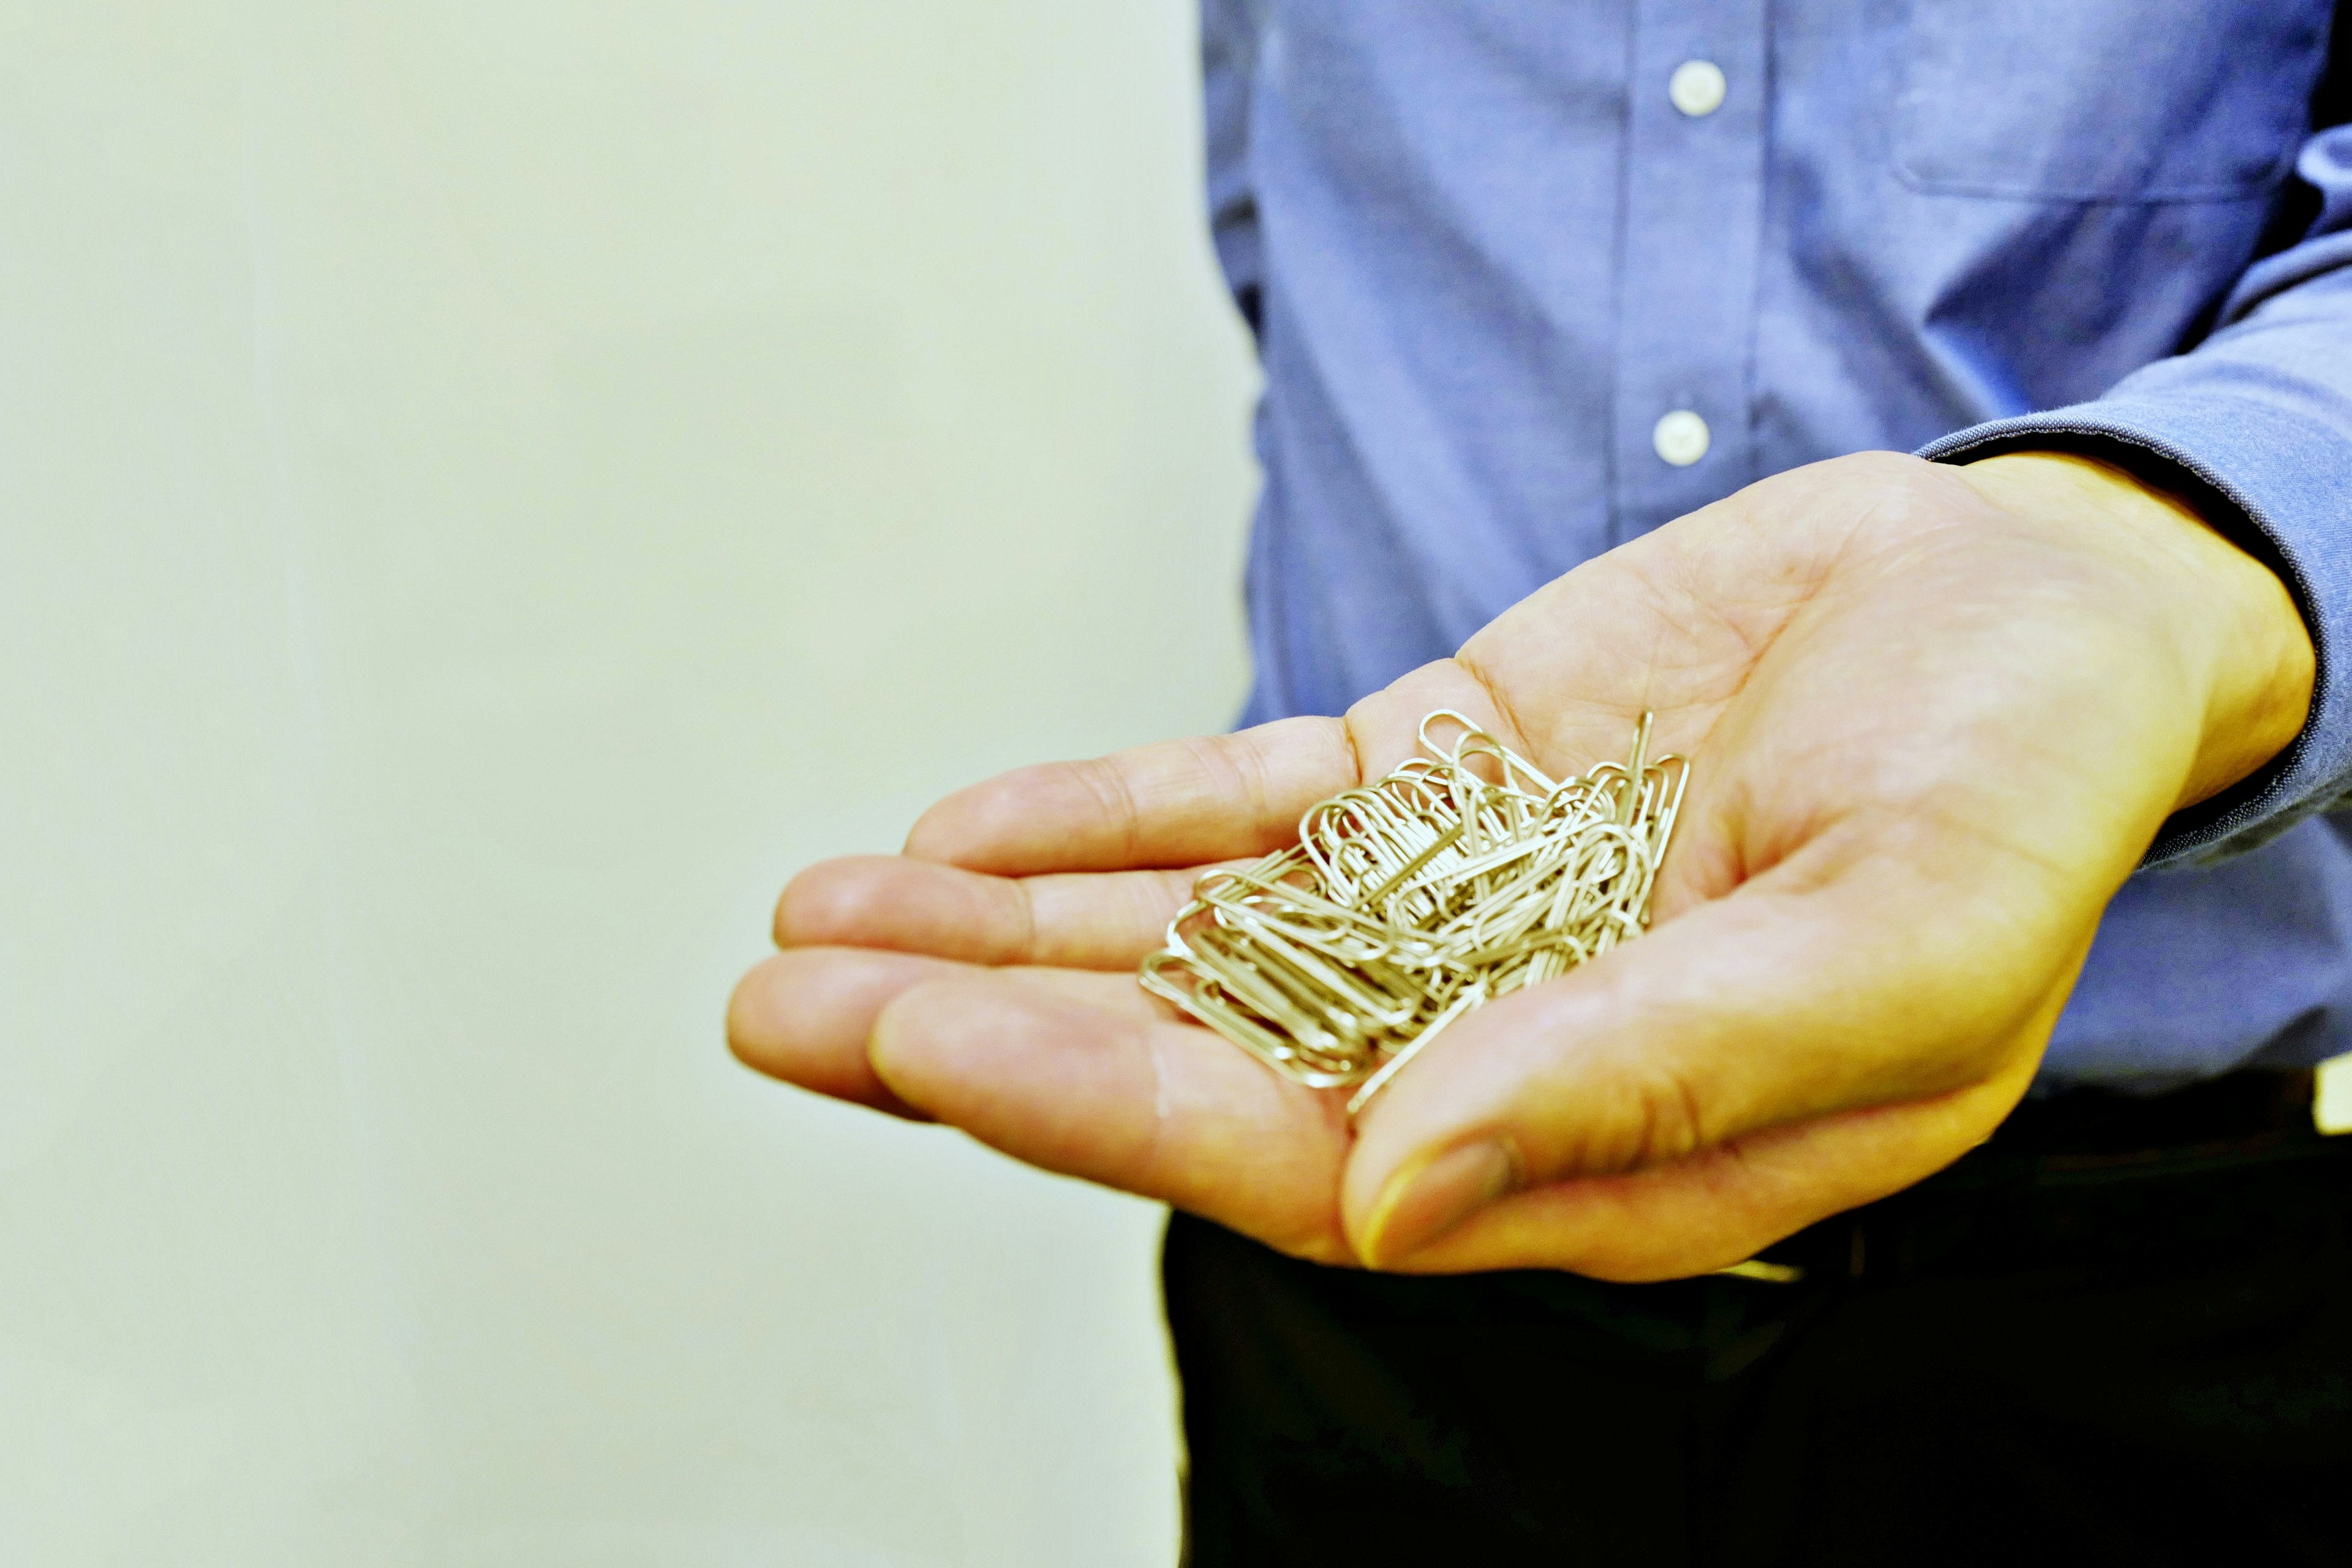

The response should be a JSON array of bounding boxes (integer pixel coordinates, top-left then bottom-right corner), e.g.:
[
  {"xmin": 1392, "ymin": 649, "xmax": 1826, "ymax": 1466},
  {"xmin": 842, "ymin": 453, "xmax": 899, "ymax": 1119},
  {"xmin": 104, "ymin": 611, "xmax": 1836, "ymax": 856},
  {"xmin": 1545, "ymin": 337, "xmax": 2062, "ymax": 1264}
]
[{"xmin": 1951, "ymin": 451, "xmax": 2313, "ymax": 812}]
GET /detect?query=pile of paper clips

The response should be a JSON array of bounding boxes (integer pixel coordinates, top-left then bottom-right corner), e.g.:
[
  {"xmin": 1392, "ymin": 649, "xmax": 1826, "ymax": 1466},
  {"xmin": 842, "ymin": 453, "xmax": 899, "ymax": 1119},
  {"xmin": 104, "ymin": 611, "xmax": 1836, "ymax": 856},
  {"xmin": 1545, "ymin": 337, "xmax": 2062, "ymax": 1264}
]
[{"xmin": 1139, "ymin": 709, "xmax": 1686, "ymax": 1115}]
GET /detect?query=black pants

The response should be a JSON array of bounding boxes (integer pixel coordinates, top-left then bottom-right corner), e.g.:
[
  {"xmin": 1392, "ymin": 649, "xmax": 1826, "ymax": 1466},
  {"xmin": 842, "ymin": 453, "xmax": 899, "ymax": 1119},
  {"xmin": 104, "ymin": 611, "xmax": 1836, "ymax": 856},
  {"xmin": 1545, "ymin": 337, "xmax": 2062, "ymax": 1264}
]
[{"xmin": 1166, "ymin": 1074, "xmax": 2352, "ymax": 1566}]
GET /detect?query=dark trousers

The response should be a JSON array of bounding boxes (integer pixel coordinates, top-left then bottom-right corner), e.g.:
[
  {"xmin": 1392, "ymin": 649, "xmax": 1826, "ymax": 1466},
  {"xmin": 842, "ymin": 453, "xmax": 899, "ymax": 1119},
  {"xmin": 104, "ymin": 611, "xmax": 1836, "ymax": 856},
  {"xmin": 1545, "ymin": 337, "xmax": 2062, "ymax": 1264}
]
[{"xmin": 1166, "ymin": 1074, "xmax": 2352, "ymax": 1566}]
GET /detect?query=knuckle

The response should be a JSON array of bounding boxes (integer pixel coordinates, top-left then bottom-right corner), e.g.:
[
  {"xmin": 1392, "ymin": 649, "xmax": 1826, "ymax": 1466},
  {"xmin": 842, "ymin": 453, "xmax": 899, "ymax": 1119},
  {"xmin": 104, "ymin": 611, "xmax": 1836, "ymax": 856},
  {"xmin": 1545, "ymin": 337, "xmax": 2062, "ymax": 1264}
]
[
  {"xmin": 1072, "ymin": 756, "xmax": 1144, "ymax": 859},
  {"xmin": 1579, "ymin": 1063, "xmax": 1709, "ymax": 1174}
]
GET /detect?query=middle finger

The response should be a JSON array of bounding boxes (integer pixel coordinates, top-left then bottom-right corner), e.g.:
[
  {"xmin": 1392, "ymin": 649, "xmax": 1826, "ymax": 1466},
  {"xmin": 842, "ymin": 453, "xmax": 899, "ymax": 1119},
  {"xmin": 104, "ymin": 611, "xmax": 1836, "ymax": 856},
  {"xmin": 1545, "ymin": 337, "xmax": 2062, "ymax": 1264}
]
[{"xmin": 776, "ymin": 855, "xmax": 1235, "ymax": 970}]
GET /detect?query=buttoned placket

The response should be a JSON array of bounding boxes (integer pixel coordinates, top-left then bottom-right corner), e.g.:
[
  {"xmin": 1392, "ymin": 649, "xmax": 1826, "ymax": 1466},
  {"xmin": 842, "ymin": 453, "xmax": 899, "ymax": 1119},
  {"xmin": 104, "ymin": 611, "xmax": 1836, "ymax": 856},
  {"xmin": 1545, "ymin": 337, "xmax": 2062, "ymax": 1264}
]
[{"xmin": 1609, "ymin": 0, "xmax": 1767, "ymax": 542}]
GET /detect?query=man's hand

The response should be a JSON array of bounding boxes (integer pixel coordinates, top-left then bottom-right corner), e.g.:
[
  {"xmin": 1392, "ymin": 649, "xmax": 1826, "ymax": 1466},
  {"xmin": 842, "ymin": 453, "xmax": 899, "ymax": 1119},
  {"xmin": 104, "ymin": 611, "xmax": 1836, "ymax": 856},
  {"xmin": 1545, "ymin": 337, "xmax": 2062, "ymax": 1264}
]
[{"xmin": 727, "ymin": 451, "xmax": 2312, "ymax": 1280}]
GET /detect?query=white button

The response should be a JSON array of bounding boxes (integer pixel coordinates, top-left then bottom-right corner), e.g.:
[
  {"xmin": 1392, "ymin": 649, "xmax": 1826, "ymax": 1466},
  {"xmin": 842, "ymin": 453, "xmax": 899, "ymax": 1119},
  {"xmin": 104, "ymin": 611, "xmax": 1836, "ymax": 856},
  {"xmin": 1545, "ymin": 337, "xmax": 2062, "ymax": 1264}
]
[
  {"xmin": 1668, "ymin": 59, "xmax": 1727, "ymax": 118},
  {"xmin": 1652, "ymin": 410, "xmax": 1710, "ymax": 467}
]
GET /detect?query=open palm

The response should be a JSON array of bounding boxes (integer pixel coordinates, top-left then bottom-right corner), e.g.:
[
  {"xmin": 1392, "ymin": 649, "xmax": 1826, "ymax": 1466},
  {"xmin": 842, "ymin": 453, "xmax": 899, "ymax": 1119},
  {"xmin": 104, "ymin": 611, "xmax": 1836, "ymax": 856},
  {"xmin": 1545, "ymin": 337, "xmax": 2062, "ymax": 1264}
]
[{"xmin": 729, "ymin": 451, "xmax": 2309, "ymax": 1280}]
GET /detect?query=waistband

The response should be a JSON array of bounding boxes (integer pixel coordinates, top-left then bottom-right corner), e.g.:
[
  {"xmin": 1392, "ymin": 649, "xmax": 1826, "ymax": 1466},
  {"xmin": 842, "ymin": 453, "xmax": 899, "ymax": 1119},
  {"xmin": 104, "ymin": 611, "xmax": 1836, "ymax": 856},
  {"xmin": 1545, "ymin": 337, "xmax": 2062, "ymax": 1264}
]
[
  {"xmin": 1746, "ymin": 1069, "xmax": 2352, "ymax": 1286},
  {"xmin": 1936, "ymin": 1067, "xmax": 2335, "ymax": 1188}
]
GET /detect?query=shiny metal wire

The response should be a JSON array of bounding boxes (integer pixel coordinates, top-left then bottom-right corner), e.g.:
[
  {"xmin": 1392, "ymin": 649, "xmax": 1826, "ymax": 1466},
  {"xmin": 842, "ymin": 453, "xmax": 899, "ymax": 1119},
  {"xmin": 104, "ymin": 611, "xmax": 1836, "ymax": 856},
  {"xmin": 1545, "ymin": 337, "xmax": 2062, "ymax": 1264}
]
[{"xmin": 1137, "ymin": 710, "xmax": 1687, "ymax": 1110}]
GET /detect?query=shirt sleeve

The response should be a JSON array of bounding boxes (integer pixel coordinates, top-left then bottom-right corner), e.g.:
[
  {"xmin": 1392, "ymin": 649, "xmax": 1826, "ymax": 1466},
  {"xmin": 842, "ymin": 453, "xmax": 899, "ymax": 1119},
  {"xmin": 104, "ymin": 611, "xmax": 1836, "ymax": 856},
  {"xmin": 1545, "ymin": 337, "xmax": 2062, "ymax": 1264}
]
[
  {"xmin": 1202, "ymin": 0, "xmax": 1265, "ymax": 338},
  {"xmin": 1918, "ymin": 121, "xmax": 2352, "ymax": 869}
]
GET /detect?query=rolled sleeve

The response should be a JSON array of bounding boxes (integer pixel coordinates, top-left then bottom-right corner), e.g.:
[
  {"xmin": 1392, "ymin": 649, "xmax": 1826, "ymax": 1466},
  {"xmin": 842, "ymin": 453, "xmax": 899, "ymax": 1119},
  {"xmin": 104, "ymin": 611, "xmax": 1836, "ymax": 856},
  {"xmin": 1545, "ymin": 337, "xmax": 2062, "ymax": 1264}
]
[{"xmin": 1920, "ymin": 127, "xmax": 2352, "ymax": 867}]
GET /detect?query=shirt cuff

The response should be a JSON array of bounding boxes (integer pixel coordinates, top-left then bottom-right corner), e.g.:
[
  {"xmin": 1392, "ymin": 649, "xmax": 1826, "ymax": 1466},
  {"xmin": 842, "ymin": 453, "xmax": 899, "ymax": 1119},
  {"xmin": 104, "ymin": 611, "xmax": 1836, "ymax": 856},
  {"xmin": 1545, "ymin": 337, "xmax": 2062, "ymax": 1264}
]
[{"xmin": 1917, "ymin": 395, "xmax": 2350, "ymax": 868}]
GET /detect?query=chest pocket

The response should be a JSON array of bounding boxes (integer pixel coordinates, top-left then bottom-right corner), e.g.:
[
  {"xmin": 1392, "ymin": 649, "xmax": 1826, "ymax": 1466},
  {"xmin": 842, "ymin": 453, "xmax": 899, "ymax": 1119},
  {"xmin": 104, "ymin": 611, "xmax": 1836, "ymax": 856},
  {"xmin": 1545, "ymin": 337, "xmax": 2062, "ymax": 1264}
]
[{"xmin": 1895, "ymin": 0, "xmax": 2331, "ymax": 200}]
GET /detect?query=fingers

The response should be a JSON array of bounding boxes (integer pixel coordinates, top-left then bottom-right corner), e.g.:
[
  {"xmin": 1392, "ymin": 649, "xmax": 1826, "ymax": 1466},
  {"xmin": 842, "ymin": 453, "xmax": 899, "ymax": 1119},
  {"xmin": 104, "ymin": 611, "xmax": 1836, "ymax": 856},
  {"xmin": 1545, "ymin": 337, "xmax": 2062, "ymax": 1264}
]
[
  {"xmin": 775, "ymin": 855, "xmax": 1222, "ymax": 970},
  {"xmin": 729, "ymin": 948, "xmax": 946, "ymax": 1117},
  {"xmin": 731, "ymin": 946, "xmax": 1358, "ymax": 1264},
  {"xmin": 726, "ymin": 947, "xmax": 1162, "ymax": 1118},
  {"xmin": 903, "ymin": 715, "xmax": 1359, "ymax": 874},
  {"xmin": 870, "ymin": 974, "xmax": 1354, "ymax": 1263},
  {"xmin": 1339, "ymin": 859, "xmax": 2089, "ymax": 1268}
]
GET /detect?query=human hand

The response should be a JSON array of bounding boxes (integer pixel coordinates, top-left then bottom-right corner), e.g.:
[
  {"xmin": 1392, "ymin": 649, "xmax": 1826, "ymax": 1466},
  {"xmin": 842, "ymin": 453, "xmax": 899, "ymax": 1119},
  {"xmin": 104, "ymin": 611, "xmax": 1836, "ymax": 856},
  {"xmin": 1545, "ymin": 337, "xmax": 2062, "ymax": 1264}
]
[{"xmin": 728, "ymin": 451, "xmax": 2310, "ymax": 1280}]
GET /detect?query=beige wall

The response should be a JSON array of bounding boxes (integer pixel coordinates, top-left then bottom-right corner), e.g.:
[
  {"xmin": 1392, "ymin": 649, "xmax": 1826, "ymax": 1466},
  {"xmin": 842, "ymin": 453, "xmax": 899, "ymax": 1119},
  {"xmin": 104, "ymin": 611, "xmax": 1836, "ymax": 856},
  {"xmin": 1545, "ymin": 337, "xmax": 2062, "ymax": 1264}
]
[{"xmin": 0, "ymin": 2, "xmax": 1257, "ymax": 1562}]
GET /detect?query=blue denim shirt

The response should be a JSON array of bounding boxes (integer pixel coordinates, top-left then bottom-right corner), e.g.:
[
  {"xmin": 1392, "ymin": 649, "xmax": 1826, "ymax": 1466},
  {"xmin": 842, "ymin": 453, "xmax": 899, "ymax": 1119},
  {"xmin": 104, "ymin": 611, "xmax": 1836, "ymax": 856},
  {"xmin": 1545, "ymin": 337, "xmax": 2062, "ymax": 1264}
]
[{"xmin": 1205, "ymin": 0, "xmax": 2352, "ymax": 1090}]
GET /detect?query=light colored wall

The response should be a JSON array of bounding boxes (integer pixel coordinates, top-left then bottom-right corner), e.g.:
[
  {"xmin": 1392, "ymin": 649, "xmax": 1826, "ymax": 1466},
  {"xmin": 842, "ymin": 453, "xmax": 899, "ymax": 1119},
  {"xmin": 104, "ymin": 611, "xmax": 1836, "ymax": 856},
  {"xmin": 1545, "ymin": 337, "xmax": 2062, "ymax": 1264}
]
[{"xmin": 0, "ymin": 2, "xmax": 1258, "ymax": 1562}]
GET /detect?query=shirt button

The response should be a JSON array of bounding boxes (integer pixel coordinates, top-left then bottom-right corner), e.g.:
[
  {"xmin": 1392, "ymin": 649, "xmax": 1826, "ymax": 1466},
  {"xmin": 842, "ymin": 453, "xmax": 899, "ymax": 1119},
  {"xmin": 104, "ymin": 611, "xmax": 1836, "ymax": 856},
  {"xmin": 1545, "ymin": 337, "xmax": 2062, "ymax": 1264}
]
[
  {"xmin": 1668, "ymin": 59, "xmax": 1727, "ymax": 118},
  {"xmin": 1653, "ymin": 410, "xmax": 1711, "ymax": 467}
]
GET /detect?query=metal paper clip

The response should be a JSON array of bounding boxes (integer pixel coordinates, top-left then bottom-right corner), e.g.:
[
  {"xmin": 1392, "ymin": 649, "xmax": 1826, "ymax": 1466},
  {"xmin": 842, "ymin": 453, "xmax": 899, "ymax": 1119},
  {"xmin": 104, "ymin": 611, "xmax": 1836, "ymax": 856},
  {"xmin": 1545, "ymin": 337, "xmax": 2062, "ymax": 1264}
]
[{"xmin": 1138, "ymin": 710, "xmax": 1687, "ymax": 1112}]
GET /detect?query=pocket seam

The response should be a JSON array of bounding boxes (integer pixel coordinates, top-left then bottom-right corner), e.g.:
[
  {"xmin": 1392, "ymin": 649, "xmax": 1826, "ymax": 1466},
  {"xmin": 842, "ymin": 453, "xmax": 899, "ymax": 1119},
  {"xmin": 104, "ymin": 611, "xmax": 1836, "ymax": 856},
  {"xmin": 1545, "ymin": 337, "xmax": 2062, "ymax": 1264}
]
[
  {"xmin": 1890, "ymin": 157, "xmax": 2297, "ymax": 206},
  {"xmin": 1891, "ymin": 0, "xmax": 2324, "ymax": 206}
]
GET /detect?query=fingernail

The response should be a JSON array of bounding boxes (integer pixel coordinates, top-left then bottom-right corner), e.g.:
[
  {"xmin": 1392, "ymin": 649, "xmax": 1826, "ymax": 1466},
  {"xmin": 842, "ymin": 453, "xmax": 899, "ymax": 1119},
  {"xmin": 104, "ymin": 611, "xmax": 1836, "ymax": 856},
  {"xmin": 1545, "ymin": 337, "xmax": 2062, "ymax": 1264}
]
[{"xmin": 1361, "ymin": 1137, "xmax": 1519, "ymax": 1266}]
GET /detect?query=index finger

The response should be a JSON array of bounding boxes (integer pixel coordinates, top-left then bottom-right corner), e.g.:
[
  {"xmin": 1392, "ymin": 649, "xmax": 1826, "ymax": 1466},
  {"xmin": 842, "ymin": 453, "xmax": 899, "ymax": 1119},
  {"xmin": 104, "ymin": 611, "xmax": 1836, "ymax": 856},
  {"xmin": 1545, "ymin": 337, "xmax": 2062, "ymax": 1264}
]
[{"xmin": 903, "ymin": 715, "xmax": 1360, "ymax": 875}]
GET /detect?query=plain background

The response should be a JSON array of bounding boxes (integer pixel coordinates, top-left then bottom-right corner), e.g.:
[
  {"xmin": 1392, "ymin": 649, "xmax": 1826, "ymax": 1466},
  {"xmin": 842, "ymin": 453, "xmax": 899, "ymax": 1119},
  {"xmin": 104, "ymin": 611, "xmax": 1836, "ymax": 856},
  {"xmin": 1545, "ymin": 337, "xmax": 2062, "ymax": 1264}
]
[{"xmin": 0, "ymin": 1, "xmax": 1259, "ymax": 1562}]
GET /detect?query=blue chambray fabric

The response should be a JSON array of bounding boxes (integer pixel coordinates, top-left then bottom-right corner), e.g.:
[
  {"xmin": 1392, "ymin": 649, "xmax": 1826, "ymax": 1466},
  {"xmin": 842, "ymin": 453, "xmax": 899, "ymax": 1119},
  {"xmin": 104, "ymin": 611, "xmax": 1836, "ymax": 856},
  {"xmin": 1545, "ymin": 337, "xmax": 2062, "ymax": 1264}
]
[{"xmin": 1204, "ymin": 0, "xmax": 2352, "ymax": 1089}]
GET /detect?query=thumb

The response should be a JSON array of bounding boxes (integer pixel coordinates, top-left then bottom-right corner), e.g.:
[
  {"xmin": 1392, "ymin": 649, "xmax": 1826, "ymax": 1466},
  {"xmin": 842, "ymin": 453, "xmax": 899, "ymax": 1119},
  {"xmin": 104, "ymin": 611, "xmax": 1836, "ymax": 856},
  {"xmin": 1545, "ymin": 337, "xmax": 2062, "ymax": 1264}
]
[{"xmin": 1337, "ymin": 862, "xmax": 2089, "ymax": 1270}]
